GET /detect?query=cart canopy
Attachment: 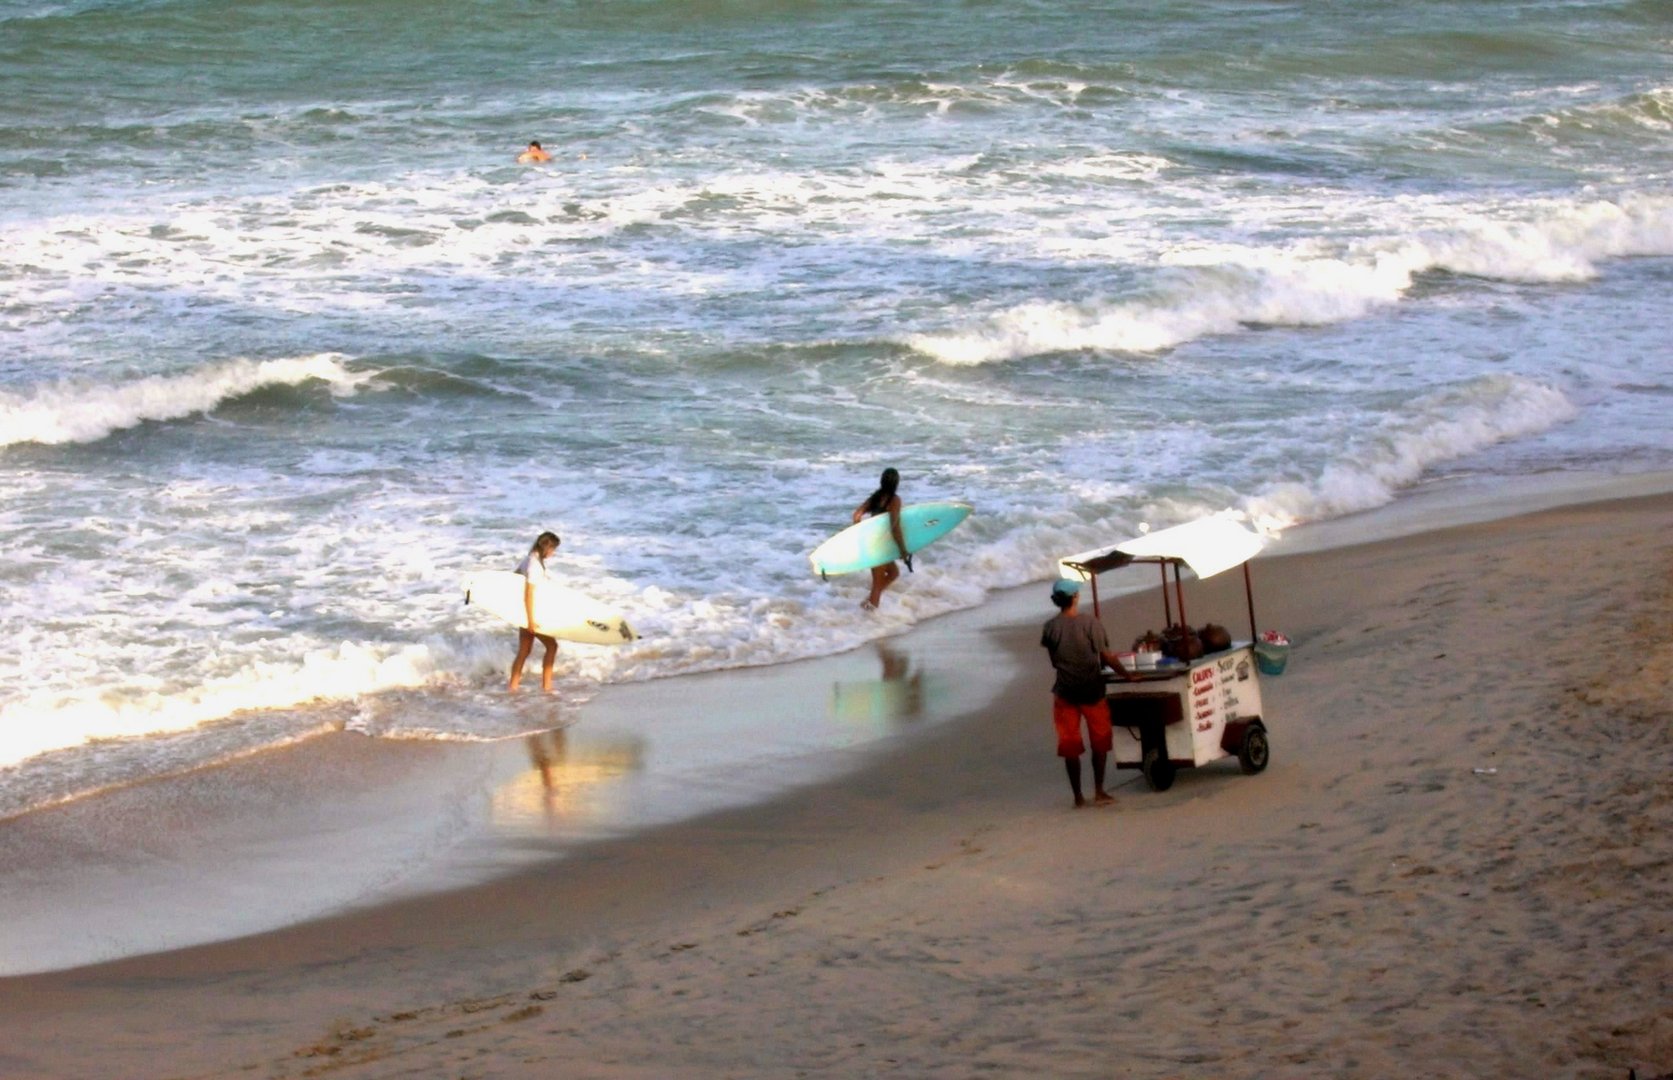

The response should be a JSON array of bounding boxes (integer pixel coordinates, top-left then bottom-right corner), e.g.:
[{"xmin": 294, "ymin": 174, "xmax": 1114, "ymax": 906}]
[{"xmin": 1059, "ymin": 515, "xmax": 1265, "ymax": 582}]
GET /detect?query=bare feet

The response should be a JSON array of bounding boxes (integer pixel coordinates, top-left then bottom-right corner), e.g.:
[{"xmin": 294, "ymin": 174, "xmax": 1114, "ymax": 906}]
[
  {"xmin": 1093, "ymin": 792, "xmax": 1115, "ymax": 807},
  {"xmin": 1073, "ymin": 795, "xmax": 1087, "ymax": 808}
]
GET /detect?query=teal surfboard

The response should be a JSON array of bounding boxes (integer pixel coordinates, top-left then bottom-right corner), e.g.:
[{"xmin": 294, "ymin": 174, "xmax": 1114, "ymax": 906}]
[{"xmin": 809, "ymin": 501, "xmax": 973, "ymax": 577}]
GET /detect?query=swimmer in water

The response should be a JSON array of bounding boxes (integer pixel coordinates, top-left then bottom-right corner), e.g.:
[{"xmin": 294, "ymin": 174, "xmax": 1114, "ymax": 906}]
[{"xmin": 517, "ymin": 140, "xmax": 553, "ymax": 164}]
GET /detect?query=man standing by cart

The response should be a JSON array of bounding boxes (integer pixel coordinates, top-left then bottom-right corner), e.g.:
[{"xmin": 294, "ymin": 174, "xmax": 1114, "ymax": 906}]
[{"xmin": 1042, "ymin": 578, "xmax": 1137, "ymax": 808}]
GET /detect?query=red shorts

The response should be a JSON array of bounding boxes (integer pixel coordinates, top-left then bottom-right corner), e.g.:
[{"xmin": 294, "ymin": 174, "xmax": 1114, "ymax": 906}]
[{"xmin": 1053, "ymin": 695, "xmax": 1113, "ymax": 758}]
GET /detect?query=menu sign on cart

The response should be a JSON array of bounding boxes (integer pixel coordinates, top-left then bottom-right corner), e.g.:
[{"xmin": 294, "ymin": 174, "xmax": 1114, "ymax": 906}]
[{"xmin": 1190, "ymin": 653, "xmax": 1256, "ymax": 734}]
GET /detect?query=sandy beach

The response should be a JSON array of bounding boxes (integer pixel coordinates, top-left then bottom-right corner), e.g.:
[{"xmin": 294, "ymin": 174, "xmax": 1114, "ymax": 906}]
[{"xmin": 2, "ymin": 487, "xmax": 1670, "ymax": 1080}]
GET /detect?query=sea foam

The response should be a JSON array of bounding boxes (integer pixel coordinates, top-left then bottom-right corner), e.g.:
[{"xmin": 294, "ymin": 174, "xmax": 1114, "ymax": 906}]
[{"xmin": 0, "ymin": 637, "xmax": 464, "ymax": 772}]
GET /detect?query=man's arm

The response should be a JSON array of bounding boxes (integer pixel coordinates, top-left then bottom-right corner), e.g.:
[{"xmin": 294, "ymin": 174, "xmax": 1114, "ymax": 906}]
[
  {"xmin": 1101, "ymin": 648, "xmax": 1139, "ymax": 681},
  {"xmin": 1091, "ymin": 622, "xmax": 1137, "ymax": 681}
]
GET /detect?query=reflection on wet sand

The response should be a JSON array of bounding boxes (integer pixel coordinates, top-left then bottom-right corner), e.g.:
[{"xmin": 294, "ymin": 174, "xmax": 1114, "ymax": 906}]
[
  {"xmin": 489, "ymin": 726, "xmax": 647, "ymax": 830},
  {"xmin": 828, "ymin": 643, "xmax": 932, "ymax": 736}
]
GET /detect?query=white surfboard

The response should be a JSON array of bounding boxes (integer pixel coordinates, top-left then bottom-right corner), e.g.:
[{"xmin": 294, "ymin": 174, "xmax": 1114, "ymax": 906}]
[
  {"xmin": 464, "ymin": 570, "xmax": 638, "ymax": 645},
  {"xmin": 809, "ymin": 501, "xmax": 973, "ymax": 578}
]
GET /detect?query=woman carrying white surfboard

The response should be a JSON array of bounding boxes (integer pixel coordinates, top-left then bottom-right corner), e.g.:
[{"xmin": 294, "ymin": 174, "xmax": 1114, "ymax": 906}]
[
  {"xmin": 508, "ymin": 531, "xmax": 561, "ymax": 692},
  {"xmin": 853, "ymin": 467, "xmax": 911, "ymax": 610}
]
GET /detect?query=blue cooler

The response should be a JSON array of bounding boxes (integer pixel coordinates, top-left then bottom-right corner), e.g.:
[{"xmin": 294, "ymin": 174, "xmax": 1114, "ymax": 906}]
[{"xmin": 1254, "ymin": 641, "xmax": 1289, "ymax": 676}]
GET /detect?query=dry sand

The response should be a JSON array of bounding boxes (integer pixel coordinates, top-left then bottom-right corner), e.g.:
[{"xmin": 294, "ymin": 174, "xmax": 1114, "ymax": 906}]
[{"xmin": 1, "ymin": 492, "xmax": 1669, "ymax": 1080}]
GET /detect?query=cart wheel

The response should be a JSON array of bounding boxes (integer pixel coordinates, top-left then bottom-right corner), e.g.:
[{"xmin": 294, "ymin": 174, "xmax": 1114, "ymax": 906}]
[
  {"xmin": 1238, "ymin": 724, "xmax": 1270, "ymax": 775},
  {"xmin": 1142, "ymin": 745, "xmax": 1176, "ymax": 792}
]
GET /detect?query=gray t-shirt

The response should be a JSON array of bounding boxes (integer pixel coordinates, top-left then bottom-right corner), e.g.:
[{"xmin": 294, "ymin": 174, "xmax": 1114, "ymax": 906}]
[{"xmin": 1041, "ymin": 611, "xmax": 1111, "ymax": 705}]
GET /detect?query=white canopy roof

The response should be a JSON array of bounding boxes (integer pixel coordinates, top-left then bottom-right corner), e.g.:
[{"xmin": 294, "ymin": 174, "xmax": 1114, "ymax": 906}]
[{"xmin": 1058, "ymin": 515, "xmax": 1266, "ymax": 583}]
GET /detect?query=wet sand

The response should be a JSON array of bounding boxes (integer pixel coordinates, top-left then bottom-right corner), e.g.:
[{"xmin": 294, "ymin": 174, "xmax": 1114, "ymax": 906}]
[{"xmin": 1, "ymin": 487, "xmax": 1670, "ymax": 1079}]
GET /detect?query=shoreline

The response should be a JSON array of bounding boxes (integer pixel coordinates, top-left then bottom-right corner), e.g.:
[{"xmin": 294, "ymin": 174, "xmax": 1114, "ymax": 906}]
[
  {"xmin": 2, "ymin": 469, "xmax": 1671, "ymax": 978},
  {"xmin": 1, "ymin": 478, "xmax": 1671, "ymax": 1077}
]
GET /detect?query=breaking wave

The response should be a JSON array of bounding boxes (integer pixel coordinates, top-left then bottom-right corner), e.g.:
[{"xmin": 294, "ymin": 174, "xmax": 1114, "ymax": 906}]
[
  {"xmin": 907, "ymin": 196, "xmax": 1673, "ymax": 365},
  {"xmin": 0, "ymin": 354, "xmax": 368, "ymax": 448},
  {"xmin": 1241, "ymin": 376, "xmax": 1578, "ymax": 531}
]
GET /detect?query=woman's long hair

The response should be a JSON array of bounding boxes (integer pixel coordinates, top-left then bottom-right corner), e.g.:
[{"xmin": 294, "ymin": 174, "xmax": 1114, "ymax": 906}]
[
  {"xmin": 864, "ymin": 468, "xmax": 900, "ymax": 516},
  {"xmin": 530, "ymin": 531, "xmax": 561, "ymax": 557}
]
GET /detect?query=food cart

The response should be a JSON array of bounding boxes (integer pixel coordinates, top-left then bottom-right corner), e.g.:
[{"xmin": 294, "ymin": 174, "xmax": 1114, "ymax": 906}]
[{"xmin": 1058, "ymin": 516, "xmax": 1276, "ymax": 792}]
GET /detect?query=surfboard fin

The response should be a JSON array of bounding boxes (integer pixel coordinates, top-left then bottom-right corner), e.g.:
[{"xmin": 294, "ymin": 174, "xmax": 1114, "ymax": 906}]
[{"xmin": 903, "ymin": 554, "xmax": 914, "ymax": 573}]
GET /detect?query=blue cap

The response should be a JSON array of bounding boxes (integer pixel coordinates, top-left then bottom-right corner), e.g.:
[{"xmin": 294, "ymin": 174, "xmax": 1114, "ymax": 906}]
[{"xmin": 1051, "ymin": 578, "xmax": 1082, "ymax": 597}]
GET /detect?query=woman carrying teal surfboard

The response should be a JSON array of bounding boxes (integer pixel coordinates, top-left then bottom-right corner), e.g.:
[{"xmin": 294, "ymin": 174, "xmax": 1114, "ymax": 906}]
[
  {"xmin": 809, "ymin": 474, "xmax": 973, "ymax": 602},
  {"xmin": 853, "ymin": 468, "xmax": 909, "ymax": 611}
]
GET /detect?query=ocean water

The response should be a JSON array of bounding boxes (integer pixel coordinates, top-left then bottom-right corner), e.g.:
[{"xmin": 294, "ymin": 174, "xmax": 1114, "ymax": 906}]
[{"xmin": 2, "ymin": 0, "xmax": 1670, "ymax": 817}]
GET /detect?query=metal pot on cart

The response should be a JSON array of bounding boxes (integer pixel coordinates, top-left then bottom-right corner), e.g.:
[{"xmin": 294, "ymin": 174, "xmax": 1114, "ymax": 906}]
[{"xmin": 1058, "ymin": 516, "xmax": 1280, "ymax": 792}]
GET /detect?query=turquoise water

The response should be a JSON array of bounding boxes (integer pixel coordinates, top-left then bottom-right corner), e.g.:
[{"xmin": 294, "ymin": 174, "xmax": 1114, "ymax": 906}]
[{"xmin": 1, "ymin": 0, "xmax": 1670, "ymax": 813}]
